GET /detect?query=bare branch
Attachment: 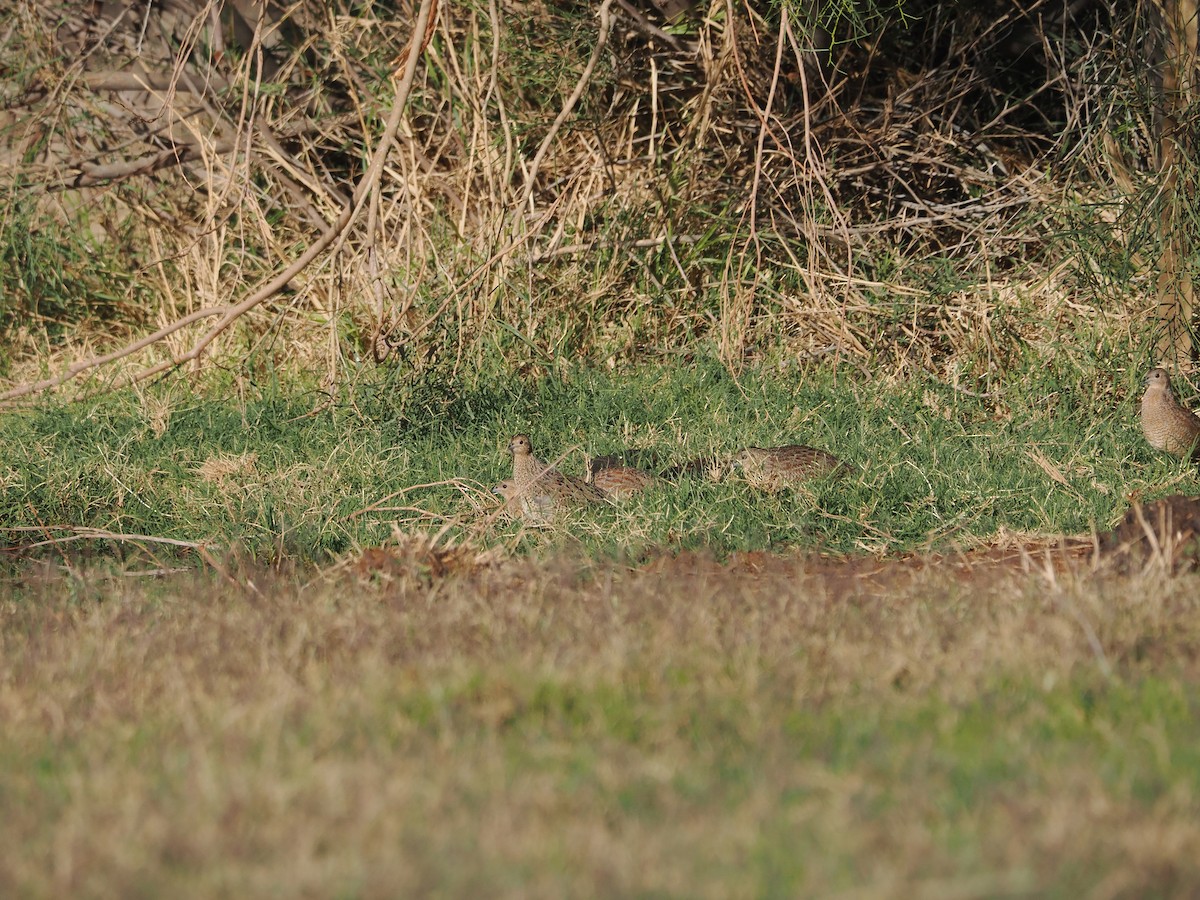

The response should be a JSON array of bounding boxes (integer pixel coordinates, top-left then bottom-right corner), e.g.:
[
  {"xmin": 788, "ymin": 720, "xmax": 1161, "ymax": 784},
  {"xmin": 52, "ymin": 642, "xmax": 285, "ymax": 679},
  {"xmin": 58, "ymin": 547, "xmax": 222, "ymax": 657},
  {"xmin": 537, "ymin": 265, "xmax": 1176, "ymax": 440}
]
[
  {"xmin": 0, "ymin": 0, "xmax": 441, "ymax": 406},
  {"xmin": 518, "ymin": 0, "xmax": 615, "ymax": 211}
]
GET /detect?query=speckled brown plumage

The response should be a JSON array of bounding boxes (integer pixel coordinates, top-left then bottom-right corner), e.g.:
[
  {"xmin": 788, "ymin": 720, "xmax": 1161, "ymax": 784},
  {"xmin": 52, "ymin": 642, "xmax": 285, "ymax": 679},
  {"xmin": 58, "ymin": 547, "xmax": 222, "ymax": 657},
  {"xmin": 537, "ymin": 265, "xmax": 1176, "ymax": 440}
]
[
  {"xmin": 508, "ymin": 434, "xmax": 606, "ymax": 507},
  {"xmin": 731, "ymin": 444, "xmax": 851, "ymax": 490},
  {"xmin": 492, "ymin": 479, "xmax": 558, "ymax": 525},
  {"xmin": 591, "ymin": 464, "xmax": 656, "ymax": 498},
  {"xmin": 1141, "ymin": 368, "xmax": 1200, "ymax": 461}
]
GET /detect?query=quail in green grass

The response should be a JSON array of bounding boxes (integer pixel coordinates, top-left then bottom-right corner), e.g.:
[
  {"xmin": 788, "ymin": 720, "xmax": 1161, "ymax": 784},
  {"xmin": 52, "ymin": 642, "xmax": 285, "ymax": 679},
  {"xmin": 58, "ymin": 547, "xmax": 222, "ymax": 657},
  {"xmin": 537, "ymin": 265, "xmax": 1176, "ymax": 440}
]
[
  {"xmin": 508, "ymin": 434, "xmax": 606, "ymax": 507},
  {"xmin": 658, "ymin": 454, "xmax": 724, "ymax": 482},
  {"xmin": 730, "ymin": 444, "xmax": 851, "ymax": 491},
  {"xmin": 1141, "ymin": 368, "xmax": 1200, "ymax": 461},
  {"xmin": 492, "ymin": 479, "xmax": 558, "ymax": 525},
  {"xmin": 589, "ymin": 462, "xmax": 656, "ymax": 498}
]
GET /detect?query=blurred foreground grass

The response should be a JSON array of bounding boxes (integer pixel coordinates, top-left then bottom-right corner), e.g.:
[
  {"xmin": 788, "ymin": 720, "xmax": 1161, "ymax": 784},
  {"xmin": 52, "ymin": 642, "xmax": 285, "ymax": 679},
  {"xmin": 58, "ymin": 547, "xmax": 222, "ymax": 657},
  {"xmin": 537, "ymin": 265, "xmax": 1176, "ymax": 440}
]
[
  {"xmin": 1, "ymin": 550, "xmax": 1198, "ymax": 897},
  {"xmin": 3, "ymin": 356, "xmax": 1199, "ymax": 896}
]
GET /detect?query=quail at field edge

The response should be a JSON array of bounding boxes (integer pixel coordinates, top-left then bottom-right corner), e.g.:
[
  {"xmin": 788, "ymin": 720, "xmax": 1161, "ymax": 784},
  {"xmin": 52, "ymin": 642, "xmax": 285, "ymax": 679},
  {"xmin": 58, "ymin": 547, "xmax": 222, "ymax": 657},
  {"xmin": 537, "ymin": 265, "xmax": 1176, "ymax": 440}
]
[
  {"xmin": 492, "ymin": 479, "xmax": 558, "ymax": 525},
  {"xmin": 590, "ymin": 463, "xmax": 656, "ymax": 498},
  {"xmin": 508, "ymin": 433, "xmax": 606, "ymax": 505},
  {"xmin": 1140, "ymin": 368, "xmax": 1200, "ymax": 460}
]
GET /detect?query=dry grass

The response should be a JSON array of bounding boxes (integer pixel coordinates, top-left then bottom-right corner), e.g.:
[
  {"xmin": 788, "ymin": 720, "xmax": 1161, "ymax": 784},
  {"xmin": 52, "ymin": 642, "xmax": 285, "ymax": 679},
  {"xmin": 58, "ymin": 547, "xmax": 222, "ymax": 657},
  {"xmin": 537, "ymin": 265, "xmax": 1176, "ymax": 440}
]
[
  {"xmin": 0, "ymin": 0, "xmax": 1159, "ymax": 399},
  {"xmin": 2, "ymin": 548, "xmax": 1199, "ymax": 896}
]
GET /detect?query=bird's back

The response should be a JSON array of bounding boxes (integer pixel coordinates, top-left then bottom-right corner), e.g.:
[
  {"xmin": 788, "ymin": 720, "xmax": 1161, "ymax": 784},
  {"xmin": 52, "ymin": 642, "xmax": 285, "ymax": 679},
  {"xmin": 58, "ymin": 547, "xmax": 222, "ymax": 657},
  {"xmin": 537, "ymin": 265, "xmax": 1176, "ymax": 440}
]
[
  {"xmin": 735, "ymin": 445, "xmax": 850, "ymax": 485},
  {"xmin": 592, "ymin": 465, "xmax": 655, "ymax": 497}
]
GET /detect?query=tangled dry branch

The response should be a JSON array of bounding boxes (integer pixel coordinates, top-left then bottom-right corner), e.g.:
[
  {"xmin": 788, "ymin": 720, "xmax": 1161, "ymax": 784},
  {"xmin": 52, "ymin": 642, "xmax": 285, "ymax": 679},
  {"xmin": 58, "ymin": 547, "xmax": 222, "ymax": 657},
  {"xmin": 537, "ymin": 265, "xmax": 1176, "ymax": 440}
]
[
  {"xmin": 0, "ymin": 0, "xmax": 1160, "ymax": 397},
  {"xmin": 0, "ymin": 0, "xmax": 440, "ymax": 403}
]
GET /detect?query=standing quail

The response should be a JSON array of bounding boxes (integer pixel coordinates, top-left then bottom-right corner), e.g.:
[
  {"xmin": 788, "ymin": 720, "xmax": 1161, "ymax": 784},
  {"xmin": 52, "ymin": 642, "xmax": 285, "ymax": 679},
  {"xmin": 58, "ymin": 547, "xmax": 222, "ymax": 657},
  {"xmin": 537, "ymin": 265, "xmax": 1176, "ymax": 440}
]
[
  {"xmin": 1141, "ymin": 368, "xmax": 1200, "ymax": 460},
  {"xmin": 508, "ymin": 434, "xmax": 606, "ymax": 506},
  {"xmin": 731, "ymin": 444, "xmax": 851, "ymax": 491}
]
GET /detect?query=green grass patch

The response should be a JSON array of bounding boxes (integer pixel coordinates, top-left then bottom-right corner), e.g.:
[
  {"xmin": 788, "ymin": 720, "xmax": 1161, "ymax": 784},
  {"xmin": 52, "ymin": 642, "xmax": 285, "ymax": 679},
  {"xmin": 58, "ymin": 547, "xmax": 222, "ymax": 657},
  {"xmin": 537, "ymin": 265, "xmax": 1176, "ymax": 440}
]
[{"xmin": 1, "ymin": 353, "xmax": 1193, "ymax": 564}]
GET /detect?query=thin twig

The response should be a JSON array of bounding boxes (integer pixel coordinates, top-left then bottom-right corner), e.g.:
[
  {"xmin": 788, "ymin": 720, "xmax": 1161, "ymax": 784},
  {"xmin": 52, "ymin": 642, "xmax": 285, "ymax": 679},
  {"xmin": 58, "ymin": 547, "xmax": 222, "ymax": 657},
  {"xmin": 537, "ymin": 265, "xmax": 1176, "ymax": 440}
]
[
  {"xmin": 0, "ymin": 0, "xmax": 439, "ymax": 406},
  {"xmin": 517, "ymin": 0, "xmax": 615, "ymax": 211}
]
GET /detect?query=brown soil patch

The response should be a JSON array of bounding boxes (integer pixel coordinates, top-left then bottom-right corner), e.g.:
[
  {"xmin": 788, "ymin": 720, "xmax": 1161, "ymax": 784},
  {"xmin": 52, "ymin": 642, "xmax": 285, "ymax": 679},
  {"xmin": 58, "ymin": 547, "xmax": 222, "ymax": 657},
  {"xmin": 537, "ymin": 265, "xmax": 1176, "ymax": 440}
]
[
  {"xmin": 638, "ymin": 537, "xmax": 1095, "ymax": 602},
  {"xmin": 351, "ymin": 497, "xmax": 1200, "ymax": 600},
  {"xmin": 1101, "ymin": 494, "xmax": 1200, "ymax": 572}
]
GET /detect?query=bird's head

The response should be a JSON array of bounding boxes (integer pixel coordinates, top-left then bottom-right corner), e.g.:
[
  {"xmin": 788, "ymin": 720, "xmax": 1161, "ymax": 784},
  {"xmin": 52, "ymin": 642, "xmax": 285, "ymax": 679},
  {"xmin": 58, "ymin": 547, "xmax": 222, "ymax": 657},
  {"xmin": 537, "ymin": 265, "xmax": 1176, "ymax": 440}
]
[{"xmin": 1145, "ymin": 368, "xmax": 1172, "ymax": 393}]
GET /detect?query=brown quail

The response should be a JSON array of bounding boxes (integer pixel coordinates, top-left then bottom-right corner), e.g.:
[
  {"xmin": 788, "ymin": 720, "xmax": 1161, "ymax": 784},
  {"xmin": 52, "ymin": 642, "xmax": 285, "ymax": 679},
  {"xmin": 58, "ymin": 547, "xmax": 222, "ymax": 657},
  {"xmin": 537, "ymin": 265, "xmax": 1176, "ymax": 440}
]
[
  {"xmin": 492, "ymin": 479, "xmax": 558, "ymax": 525},
  {"xmin": 731, "ymin": 444, "xmax": 851, "ymax": 491},
  {"xmin": 508, "ymin": 434, "xmax": 606, "ymax": 506},
  {"xmin": 1141, "ymin": 368, "xmax": 1200, "ymax": 460},
  {"xmin": 492, "ymin": 479, "xmax": 523, "ymax": 518},
  {"xmin": 591, "ymin": 464, "xmax": 656, "ymax": 498}
]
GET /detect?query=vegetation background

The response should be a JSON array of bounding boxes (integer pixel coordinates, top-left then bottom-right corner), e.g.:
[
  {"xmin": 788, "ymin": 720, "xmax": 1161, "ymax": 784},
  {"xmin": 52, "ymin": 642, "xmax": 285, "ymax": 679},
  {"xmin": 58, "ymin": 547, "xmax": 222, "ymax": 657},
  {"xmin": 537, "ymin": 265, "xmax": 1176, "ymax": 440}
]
[
  {"xmin": 3, "ymin": 0, "xmax": 1199, "ymax": 555},
  {"xmin": 2, "ymin": 0, "xmax": 1194, "ymax": 394},
  {"xmin": 3, "ymin": 0, "xmax": 1200, "ymax": 895}
]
